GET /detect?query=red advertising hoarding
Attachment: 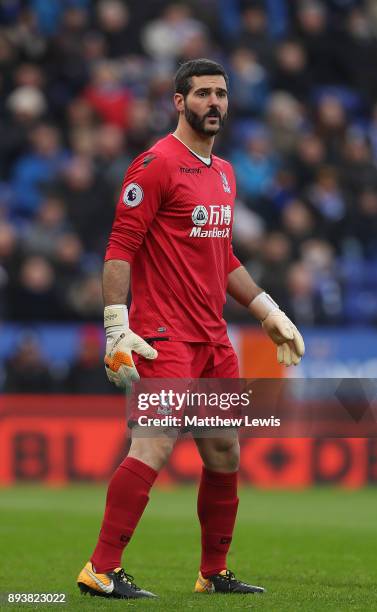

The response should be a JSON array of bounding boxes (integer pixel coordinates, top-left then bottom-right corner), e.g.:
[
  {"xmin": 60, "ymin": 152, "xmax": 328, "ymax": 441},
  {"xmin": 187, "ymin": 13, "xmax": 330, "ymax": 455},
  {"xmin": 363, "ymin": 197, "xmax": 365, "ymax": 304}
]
[{"xmin": 1, "ymin": 396, "xmax": 376, "ymax": 488}]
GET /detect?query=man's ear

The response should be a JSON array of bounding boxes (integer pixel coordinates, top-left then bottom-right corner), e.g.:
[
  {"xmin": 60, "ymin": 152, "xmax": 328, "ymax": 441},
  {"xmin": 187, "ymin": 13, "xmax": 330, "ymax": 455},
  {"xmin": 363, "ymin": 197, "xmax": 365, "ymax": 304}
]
[{"xmin": 174, "ymin": 93, "xmax": 185, "ymax": 112}]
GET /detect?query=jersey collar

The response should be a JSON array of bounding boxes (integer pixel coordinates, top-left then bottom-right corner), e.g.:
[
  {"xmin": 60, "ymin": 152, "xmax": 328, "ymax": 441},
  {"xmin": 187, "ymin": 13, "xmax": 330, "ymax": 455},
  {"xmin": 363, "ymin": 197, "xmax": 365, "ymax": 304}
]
[{"xmin": 170, "ymin": 133, "xmax": 212, "ymax": 167}]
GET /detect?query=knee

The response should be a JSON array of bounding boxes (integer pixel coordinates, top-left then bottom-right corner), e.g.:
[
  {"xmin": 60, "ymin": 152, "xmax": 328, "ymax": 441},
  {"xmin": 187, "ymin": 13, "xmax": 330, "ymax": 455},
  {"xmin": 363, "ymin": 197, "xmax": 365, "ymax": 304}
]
[
  {"xmin": 204, "ymin": 438, "xmax": 240, "ymax": 472},
  {"xmin": 151, "ymin": 437, "xmax": 175, "ymax": 468},
  {"xmin": 128, "ymin": 435, "xmax": 175, "ymax": 472},
  {"xmin": 220, "ymin": 439, "xmax": 240, "ymax": 471}
]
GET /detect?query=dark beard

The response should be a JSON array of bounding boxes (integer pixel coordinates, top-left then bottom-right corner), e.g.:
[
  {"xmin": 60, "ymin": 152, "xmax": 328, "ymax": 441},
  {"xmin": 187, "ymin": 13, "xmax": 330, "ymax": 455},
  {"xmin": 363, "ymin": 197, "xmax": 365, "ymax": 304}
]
[{"xmin": 184, "ymin": 105, "xmax": 226, "ymax": 136}]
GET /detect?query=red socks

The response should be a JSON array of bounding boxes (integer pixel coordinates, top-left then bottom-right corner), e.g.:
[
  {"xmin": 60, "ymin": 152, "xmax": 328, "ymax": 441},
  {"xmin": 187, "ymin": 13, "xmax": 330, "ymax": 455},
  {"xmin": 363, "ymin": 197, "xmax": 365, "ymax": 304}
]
[
  {"xmin": 91, "ymin": 457, "xmax": 157, "ymax": 573},
  {"xmin": 197, "ymin": 467, "xmax": 239, "ymax": 578},
  {"xmin": 91, "ymin": 460, "xmax": 238, "ymax": 576}
]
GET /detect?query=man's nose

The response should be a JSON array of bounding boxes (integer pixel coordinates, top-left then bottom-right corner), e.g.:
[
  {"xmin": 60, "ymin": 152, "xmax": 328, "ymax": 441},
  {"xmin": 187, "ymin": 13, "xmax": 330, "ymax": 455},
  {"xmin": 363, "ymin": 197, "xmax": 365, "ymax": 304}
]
[{"xmin": 208, "ymin": 92, "xmax": 220, "ymax": 106}]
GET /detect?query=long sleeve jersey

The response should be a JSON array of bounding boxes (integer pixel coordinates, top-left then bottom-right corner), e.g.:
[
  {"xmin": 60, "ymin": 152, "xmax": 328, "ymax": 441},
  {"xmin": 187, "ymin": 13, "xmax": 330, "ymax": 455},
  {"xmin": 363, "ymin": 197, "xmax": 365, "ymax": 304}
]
[{"xmin": 105, "ymin": 134, "xmax": 241, "ymax": 346}]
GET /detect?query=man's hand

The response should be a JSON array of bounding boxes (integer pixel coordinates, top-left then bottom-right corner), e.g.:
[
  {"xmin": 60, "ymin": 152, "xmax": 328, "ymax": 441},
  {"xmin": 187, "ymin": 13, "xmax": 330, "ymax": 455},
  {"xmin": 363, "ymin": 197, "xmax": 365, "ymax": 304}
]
[
  {"xmin": 248, "ymin": 293, "xmax": 305, "ymax": 366},
  {"xmin": 104, "ymin": 305, "xmax": 157, "ymax": 392}
]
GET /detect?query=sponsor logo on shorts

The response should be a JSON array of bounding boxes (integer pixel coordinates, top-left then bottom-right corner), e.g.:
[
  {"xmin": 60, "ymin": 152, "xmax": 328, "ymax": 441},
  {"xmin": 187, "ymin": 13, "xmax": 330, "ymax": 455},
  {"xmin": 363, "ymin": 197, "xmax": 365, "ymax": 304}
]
[{"xmin": 157, "ymin": 393, "xmax": 173, "ymax": 415}]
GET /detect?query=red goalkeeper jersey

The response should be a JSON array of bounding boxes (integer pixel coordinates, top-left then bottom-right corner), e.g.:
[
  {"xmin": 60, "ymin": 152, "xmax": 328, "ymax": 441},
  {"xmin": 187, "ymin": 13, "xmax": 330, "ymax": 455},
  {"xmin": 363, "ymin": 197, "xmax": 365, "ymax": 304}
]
[{"xmin": 105, "ymin": 134, "xmax": 241, "ymax": 345}]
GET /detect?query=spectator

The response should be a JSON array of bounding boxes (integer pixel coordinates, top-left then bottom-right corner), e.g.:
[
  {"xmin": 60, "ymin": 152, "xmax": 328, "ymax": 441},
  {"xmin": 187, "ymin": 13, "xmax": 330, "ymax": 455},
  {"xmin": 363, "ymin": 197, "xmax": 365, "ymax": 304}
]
[
  {"xmin": 272, "ymin": 39, "xmax": 312, "ymax": 102},
  {"xmin": 81, "ymin": 30, "xmax": 108, "ymax": 67},
  {"xmin": 67, "ymin": 273, "xmax": 104, "ymax": 320},
  {"xmin": 307, "ymin": 166, "xmax": 347, "ymax": 224},
  {"xmin": 178, "ymin": 29, "xmax": 213, "ymax": 64},
  {"xmin": 0, "ymin": 221, "xmax": 19, "ymax": 317},
  {"xmin": 53, "ymin": 232, "xmax": 84, "ymax": 314},
  {"xmin": 13, "ymin": 62, "xmax": 45, "ymax": 90},
  {"xmin": 281, "ymin": 199, "xmax": 318, "ymax": 255},
  {"xmin": 11, "ymin": 123, "xmax": 68, "ymax": 218},
  {"xmin": 125, "ymin": 98, "xmax": 157, "ymax": 154},
  {"xmin": 235, "ymin": 4, "xmax": 274, "ymax": 70},
  {"xmin": 69, "ymin": 125, "xmax": 96, "ymax": 158},
  {"xmin": 231, "ymin": 124, "xmax": 279, "ymax": 201},
  {"xmin": 94, "ymin": 123, "xmax": 130, "ymax": 190},
  {"xmin": 291, "ymin": 131, "xmax": 327, "ymax": 189},
  {"xmin": 65, "ymin": 97, "xmax": 96, "ymax": 131},
  {"xmin": 266, "ymin": 91, "xmax": 304, "ymax": 154},
  {"xmin": 340, "ymin": 8, "xmax": 377, "ymax": 104},
  {"xmin": 142, "ymin": 3, "xmax": 205, "ymax": 63},
  {"xmin": 258, "ymin": 232, "xmax": 293, "ymax": 310},
  {"xmin": 96, "ymin": 0, "xmax": 141, "ymax": 57},
  {"xmin": 9, "ymin": 255, "xmax": 63, "ymax": 320},
  {"xmin": 55, "ymin": 156, "xmax": 112, "ymax": 252},
  {"xmin": 350, "ymin": 189, "xmax": 377, "ymax": 258},
  {"xmin": 6, "ymin": 6, "xmax": 47, "ymax": 62},
  {"xmin": 315, "ymin": 94, "xmax": 347, "ymax": 160},
  {"xmin": 47, "ymin": 4, "xmax": 91, "ymax": 107},
  {"xmin": 65, "ymin": 325, "xmax": 118, "ymax": 393},
  {"xmin": 301, "ymin": 238, "xmax": 344, "ymax": 323},
  {"xmin": 28, "ymin": 0, "xmax": 64, "ymax": 37},
  {"xmin": 147, "ymin": 70, "xmax": 177, "ymax": 135},
  {"xmin": 268, "ymin": 167, "xmax": 298, "ymax": 213},
  {"xmin": 229, "ymin": 47, "xmax": 269, "ymax": 116},
  {"xmin": 285, "ymin": 260, "xmax": 320, "ymax": 325},
  {"xmin": 295, "ymin": 1, "xmax": 340, "ymax": 86},
  {"xmin": 6, "ymin": 86, "xmax": 46, "ymax": 122},
  {"xmin": 83, "ymin": 61, "xmax": 133, "ymax": 128},
  {"xmin": 22, "ymin": 195, "xmax": 70, "ymax": 257},
  {"xmin": 3, "ymin": 332, "xmax": 55, "ymax": 392},
  {"xmin": 339, "ymin": 129, "xmax": 377, "ymax": 197},
  {"xmin": 232, "ymin": 200, "xmax": 265, "ymax": 262},
  {"xmin": 0, "ymin": 32, "xmax": 18, "ymax": 93},
  {"xmin": 0, "ymin": 85, "xmax": 46, "ymax": 180}
]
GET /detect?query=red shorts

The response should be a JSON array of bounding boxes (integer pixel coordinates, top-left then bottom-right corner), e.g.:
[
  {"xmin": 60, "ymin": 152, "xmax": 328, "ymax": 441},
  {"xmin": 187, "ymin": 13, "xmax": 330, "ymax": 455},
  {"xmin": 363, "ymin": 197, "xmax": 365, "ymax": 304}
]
[
  {"xmin": 128, "ymin": 340, "xmax": 240, "ymax": 428},
  {"xmin": 135, "ymin": 340, "xmax": 239, "ymax": 379}
]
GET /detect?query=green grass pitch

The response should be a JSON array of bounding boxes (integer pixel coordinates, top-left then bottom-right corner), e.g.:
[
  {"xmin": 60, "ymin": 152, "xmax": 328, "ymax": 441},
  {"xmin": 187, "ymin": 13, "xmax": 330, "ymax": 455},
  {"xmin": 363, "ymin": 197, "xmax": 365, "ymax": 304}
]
[{"xmin": 0, "ymin": 485, "xmax": 376, "ymax": 611}]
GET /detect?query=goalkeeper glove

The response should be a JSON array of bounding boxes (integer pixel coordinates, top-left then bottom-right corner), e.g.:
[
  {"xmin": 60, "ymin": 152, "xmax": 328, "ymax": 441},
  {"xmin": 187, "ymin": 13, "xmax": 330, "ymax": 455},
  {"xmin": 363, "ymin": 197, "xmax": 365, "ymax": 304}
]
[
  {"xmin": 248, "ymin": 292, "xmax": 305, "ymax": 366},
  {"xmin": 104, "ymin": 304, "xmax": 157, "ymax": 392}
]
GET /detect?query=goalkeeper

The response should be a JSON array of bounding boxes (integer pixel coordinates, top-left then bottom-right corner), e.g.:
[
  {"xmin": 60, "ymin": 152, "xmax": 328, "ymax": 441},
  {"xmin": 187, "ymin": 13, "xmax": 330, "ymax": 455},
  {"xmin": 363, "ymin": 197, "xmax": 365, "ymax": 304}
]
[{"xmin": 77, "ymin": 58, "xmax": 304, "ymax": 600}]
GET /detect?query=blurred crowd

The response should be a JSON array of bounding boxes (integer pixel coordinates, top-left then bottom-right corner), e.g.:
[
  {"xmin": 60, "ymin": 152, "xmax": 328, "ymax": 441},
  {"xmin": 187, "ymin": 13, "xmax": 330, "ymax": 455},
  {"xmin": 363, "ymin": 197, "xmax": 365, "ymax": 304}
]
[
  {"xmin": 2, "ymin": 326, "xmax": 119, "ymax": 393},
  {"xmin": 1, "ymin": 0, "xmax": 377, "ymax": 339}
]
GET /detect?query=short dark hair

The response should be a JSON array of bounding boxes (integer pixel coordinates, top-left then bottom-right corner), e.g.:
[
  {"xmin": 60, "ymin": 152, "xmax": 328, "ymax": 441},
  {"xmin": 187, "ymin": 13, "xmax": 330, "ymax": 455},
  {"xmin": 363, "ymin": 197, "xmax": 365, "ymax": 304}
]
[{"xmin": 174, "ymin": 58, "xmax": 229, "ymax": 97}]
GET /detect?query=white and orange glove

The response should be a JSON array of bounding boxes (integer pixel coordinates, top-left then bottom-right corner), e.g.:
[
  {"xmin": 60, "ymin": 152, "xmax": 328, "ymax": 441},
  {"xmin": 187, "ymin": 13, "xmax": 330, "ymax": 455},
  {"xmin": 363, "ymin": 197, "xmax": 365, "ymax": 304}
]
[
  {"xmin": 248, "ymin": 292, "xmax": 305, "ymax": 366},
  {"xmin": 104, "ymin": 305, "xmax": 157, "ymax": 392}
]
